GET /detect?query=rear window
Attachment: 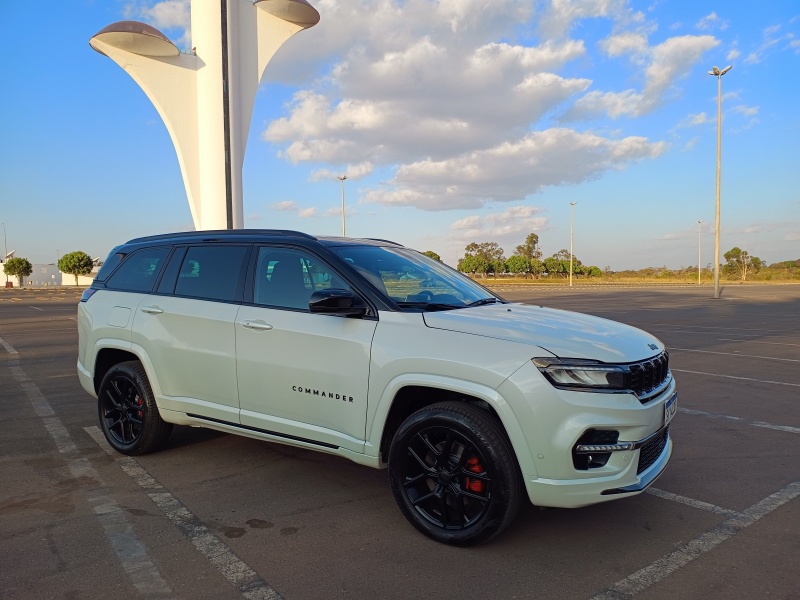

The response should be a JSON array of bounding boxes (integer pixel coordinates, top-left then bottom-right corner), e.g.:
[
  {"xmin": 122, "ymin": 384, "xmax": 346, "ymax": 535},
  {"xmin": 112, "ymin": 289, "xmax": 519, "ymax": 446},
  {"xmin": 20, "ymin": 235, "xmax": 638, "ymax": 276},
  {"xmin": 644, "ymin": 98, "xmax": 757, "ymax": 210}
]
[
  {"xmin": 173, "ymin": 245, "xmax": 248, "ymax": 302},
  {"xmin": 105, "ymin": 247, "xmax": 169, "ymax": 293}
]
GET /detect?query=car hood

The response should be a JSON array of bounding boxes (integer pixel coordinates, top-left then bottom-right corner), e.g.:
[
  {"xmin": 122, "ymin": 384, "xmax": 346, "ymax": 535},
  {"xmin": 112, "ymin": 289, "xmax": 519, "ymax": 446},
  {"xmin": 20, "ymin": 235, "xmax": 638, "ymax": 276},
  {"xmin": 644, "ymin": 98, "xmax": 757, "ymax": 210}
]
[{"xmin": 422, "ymin": 303, "xmax": 664, "ymax": 363}]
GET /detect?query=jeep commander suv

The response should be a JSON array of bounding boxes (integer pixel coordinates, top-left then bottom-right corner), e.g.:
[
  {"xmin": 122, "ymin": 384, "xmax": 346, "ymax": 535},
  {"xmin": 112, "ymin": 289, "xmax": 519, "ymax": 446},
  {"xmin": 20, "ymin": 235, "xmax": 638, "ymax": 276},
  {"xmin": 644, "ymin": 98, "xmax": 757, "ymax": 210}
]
[{"xmin": 77, "ymin": 230, "xmax": 676, "ymax": 545}]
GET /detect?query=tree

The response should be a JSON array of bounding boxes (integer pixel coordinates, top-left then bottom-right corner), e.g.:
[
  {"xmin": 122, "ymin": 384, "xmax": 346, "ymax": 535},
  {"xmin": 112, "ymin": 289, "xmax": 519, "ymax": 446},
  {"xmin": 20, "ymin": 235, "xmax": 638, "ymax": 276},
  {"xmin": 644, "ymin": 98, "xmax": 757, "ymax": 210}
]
[
  {"xmin": 515, "ymin": 233, "xmax": 542, "ymax": 262},
  {"xmin": 422, "ymin": 250, "xmax": 441, "ymax": 262},
  {"xmin": 723, "ymin": 247, "xmax": 762, "ymax": 281},
  {"xmin": 458, "ymin": 242, "xmax": 505, "ymax": 278},
  {"xmin": 58, "ymin": 251, "xmax": 95, "ymax": 285},
  {"xmin": 545, "ymin": 249, "xmax": 581, "ymax": 279},
  {"xmin": 506, "ymin": 255, "xmax": 530, "ymax": 276},
  {"xmin": 3, "ymin": 257, "xmax": 33, "ymax": 287}
]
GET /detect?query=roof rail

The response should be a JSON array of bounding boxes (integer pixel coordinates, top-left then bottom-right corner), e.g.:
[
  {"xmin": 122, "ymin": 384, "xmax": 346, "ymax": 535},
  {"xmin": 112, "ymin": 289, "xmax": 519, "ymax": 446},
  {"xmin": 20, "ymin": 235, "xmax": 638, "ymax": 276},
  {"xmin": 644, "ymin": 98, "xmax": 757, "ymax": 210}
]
[{"xmin": 126, "ymin": 229, "xmax": 318, "ymax": 244}]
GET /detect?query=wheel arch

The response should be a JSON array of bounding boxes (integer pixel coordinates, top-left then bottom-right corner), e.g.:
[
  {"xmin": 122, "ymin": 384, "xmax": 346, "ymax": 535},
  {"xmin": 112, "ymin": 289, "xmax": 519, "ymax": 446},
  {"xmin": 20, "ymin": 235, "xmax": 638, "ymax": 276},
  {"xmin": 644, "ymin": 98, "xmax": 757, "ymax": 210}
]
[
  {"xmin": 371, "ymin": 375, "xmax": 537, "ymax": 479},
  {"xmin": 93, "ymin": 346, "xmax": 140, "ymax": 394}
]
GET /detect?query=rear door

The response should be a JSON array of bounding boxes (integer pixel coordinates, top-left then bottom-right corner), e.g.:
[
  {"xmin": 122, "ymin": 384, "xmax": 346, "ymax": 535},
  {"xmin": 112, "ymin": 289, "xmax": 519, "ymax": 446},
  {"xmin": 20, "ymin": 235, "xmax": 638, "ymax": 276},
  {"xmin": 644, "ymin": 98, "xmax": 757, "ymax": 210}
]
[
  {"xmin": 131, "ymin": 244, "xmax": 250, "ymax": 422},
  {"xmin": 235, "ymin": 245, "xmax": 377, "ymax": 452}
]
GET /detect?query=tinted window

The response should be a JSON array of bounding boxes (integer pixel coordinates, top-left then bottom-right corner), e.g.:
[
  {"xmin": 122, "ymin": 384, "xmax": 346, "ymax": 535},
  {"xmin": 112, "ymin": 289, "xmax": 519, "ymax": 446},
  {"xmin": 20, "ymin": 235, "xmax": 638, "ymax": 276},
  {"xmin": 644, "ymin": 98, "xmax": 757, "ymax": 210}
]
[
  {"xmin": 253, "ymin": 247, "xmax": 350, "ymax": 310},
  {"xmin": 174, "ymin": 245, "xmax": 248, "ymax": 302},
  {"xmin": 106, "ymin": 247, "xmax": 169, "ymax": 293},
  {"xmin": 94, "ymin": 251, "xmax": 123, "ymax": 282}
]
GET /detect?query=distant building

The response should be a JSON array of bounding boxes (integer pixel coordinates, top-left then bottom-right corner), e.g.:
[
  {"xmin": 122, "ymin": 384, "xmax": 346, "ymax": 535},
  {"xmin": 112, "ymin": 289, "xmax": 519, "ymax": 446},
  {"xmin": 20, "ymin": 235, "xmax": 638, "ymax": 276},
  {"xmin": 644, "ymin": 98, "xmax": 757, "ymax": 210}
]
[{"xmin": 28, "ymin": 264, "xmax": 63, "ymax": 287}]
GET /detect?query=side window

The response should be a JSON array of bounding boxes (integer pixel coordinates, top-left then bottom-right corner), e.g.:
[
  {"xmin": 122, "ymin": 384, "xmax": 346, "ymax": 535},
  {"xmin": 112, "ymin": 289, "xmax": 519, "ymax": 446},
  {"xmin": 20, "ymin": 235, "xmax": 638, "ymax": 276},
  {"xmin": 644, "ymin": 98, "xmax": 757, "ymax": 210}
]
[
  {"xmin": 253, "ymin": 247, "xmax": 350, "ymax": 310},
  {"xmin": 174, "ymin": 245, "xmax": 248, "ymax": 302},
  {"xmin": 105, "ymin": 247, "xmax": 169, "ymax": 293}
]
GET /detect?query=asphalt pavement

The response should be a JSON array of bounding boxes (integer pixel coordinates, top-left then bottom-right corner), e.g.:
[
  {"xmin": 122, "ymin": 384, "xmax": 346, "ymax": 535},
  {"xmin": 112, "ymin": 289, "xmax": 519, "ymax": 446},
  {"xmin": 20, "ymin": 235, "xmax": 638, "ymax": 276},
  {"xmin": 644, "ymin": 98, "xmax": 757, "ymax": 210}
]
[{"xmin": 1, "ymin": 284, "xmax": 798, "ymax": 600}]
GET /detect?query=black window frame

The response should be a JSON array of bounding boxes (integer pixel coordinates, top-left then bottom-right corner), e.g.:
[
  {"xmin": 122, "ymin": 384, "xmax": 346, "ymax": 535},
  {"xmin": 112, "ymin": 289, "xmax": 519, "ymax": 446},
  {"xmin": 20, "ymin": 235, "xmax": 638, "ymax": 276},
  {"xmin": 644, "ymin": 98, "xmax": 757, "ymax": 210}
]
[
  {"xmin": 155, "ymin": 243, "xmax": 252, "ymax": 304},
  {"xmin": 243, "ymin": 244, "xmax": 377, "ymax": 317},
  {"xmin": 103, "ymin": 246, "xmax": 172, "ymax": 294}
]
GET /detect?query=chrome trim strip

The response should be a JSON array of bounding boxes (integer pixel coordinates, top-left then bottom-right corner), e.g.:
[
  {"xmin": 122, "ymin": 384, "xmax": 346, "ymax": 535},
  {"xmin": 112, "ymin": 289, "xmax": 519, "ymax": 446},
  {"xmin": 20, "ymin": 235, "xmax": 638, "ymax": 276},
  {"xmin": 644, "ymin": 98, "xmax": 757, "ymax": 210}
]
[
  {"xmin": 575, "ymin": 418, "xmax": 672, "ymax": 454},
  {"xmin": 601, "ymin": 437, "xmax": 672, "ymax": 495}
]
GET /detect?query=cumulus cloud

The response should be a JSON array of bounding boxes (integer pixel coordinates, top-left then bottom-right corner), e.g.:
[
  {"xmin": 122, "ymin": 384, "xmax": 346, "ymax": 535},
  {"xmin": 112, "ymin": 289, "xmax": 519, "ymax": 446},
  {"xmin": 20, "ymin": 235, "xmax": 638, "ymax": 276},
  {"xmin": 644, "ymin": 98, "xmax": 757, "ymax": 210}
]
[
  {"xmin": 361, "ymin": 129, "xmax": 666, "ymax": 210},
  {"xmin": 565, "ymin": 35, "xmax": 720, "ymax": 119},
  {"xmin": 310, "ymin": 163, "xmax": 374, "ymax": 182},
  {"xmin": 124, "ymin": 0, "xmax": 191, "ymax": 47},
  {"xmin": 449, "ymin": 206, "xmax": 550, "ymax": 251},
  {"xmin": 695, "ymin": 12, "xmax": 728, "ymax": 31}
]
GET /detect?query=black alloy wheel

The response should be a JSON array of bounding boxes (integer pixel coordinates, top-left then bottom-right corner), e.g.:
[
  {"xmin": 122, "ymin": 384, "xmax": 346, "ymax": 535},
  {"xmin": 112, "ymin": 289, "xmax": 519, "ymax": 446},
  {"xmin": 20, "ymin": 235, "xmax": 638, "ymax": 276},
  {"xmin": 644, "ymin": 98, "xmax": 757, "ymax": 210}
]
[
  {"xmin": 98, "ymin": 361, "xmax": 172, "ymax": 455},
  {"xmin": 389, "ymin": 401, "xmax": 522, "ymax": 546}
]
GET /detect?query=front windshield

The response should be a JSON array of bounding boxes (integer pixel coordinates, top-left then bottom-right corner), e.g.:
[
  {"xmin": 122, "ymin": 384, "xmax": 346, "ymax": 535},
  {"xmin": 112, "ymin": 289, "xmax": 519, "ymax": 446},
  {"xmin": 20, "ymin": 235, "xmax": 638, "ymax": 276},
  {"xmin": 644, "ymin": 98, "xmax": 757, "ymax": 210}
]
[{"xmin": 330, "ymin": 245, "xmax": 502, "ymax": 310}]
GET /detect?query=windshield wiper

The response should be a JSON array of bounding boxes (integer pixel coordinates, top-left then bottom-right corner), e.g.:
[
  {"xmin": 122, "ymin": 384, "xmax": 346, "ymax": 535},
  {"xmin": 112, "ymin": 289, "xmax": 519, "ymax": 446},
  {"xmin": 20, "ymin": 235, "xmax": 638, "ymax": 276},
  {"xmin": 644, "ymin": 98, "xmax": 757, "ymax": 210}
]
[
  {"xmin": 466, "ymin": 298, "xmax": 499, "ymax": 307},
  {"xmin": 396, "ymin": 301, "xmax": 464, "ymax": 311}
]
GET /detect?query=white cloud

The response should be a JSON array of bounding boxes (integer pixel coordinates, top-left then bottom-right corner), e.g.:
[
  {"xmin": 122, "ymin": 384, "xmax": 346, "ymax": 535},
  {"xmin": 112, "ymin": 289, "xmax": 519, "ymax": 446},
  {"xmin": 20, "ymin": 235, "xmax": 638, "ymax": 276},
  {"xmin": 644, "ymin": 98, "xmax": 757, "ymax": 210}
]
[
  {"xmin": 361, "ymin": 129, "xmax": 666, "ymax": 210},
  {"xmin": 727, "ymin": 49, "xmax": 741, "ymax": 60},
  {"xmin": 565, "ymin": 35, "xmax": 719, "ymax": 119},
  {"xmin": 600, "ymin": 32, "xmax": 650, "ymax": 59},
  {"xmin": 310, "ymin": 163, "xmax": 374, "ymax": 182},
  {"xmin": 298, "ymin": 207, "xmax": 318, "ymax": 218},
  {"xmin": 732, "ymin": 105, "xmax": 759, "ymax": 117},
  {"xmin": 449, "ymin": 206, "xmax": 550, "ymax": 253},
  {"xmin": 695, "ymin": 12, "xmax": 728, "ymax": 31},
  {"xmin": 271, "ymin": 200, "xmax": 297, "ymax": 212},
  {"xmin": 124, "ymin": 0, "xmax": 191, "ymax": 47},
  {"xmin": 539, "ymin": 0, "xmax": 628, "ymax": 38}
]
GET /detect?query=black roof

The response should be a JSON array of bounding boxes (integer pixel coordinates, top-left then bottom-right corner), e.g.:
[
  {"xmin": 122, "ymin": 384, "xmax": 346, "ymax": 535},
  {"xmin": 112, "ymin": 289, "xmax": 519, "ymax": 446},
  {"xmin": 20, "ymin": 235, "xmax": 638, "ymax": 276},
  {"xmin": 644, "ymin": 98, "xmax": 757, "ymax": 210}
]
[{"xmin": 125, "ymin": 230, "xmax": 402, "ymax": 248}]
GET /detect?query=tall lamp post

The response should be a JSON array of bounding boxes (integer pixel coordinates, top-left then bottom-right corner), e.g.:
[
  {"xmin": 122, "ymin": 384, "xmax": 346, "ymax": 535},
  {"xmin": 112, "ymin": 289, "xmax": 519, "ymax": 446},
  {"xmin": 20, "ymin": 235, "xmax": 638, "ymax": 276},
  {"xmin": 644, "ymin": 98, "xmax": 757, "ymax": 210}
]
[
  {"xmin": 708, "ymin": 65, "xmax": 731, "ymax": 299},
  {"xmin": 337, "ymin": 175, "xmax": 348, "ymax": 237},
  {"xmin": 697, "ymin": 220, "xmax": 703, "ymax": 285},
  {"xmin": 569, "ymin": 201, "xmax": 577, "ymax": 287}
]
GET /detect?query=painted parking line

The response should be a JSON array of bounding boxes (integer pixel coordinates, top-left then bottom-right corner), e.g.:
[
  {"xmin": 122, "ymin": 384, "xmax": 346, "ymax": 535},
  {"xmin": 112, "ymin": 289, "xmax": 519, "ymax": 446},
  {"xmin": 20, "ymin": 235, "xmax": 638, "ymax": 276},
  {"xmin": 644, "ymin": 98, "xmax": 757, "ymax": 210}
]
[
  {"xmin": 85, "ymin": 426, "xmax": 282, "ymax": 600},
  {"xmin": 671, "ymin": 347, "xmax": 800, "ymax": 363},
  {"xmin": 645, "ymin": 488, "xmax": 739, "ymax": 517},
  {"xmin": 0, "ymin": 334, "xmax": 174, "ymax": 598},
  {"xmin": 671, "ymin": 368, "xmax": 800, "ymax": 388},
  {"xmin": 717, "ymin": 338, "xmax": 800, "ymax": 348},
  {"xmin": 590, "ymin": 480, "xmax": 800, "ymax": 599},
  {"xmin": 678, "ymin": 407, "xmax": 800, "ymax": 435},
  {"xmin": 28, "ymin": 305, "xmax": 44, "ymax": 311}
]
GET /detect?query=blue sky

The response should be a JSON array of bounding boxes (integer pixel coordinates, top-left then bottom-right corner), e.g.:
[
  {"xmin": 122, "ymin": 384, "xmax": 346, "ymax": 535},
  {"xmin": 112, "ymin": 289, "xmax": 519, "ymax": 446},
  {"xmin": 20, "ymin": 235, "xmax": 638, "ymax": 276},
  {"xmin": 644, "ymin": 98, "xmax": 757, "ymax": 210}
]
[{"xmin": 1, "ymin": 0, "xmax": 798, "ymax": 269}]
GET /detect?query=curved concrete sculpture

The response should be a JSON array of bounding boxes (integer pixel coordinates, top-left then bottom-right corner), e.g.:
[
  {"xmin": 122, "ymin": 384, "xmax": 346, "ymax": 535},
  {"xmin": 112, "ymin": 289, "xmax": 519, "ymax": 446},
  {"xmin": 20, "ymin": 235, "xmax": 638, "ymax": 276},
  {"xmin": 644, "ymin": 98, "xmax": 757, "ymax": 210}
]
[{"xmin": 90, "ymin": 0, "xmax": 319, "ymax": 230}]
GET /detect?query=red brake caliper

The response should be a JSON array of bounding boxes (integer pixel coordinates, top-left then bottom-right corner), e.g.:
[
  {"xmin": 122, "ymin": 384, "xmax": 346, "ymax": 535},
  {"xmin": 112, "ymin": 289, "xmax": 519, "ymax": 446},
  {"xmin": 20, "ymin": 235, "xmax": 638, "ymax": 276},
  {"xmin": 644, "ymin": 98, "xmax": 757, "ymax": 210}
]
[
  {"xmin": 465, "ymin": 457, "xmax": 484, "ymax": 493},
  {"xmin": 136, "ymin": 395, "xmax": 143, "ymax": 418}
]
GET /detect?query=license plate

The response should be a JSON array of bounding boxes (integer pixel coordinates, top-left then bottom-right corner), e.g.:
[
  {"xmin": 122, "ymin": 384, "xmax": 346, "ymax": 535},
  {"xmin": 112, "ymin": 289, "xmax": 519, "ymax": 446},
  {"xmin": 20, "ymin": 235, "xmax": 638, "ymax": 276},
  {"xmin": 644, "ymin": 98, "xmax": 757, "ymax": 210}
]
[{"xmin": 664, "ymin": 393, "xmax": 677, "ymax": 426}]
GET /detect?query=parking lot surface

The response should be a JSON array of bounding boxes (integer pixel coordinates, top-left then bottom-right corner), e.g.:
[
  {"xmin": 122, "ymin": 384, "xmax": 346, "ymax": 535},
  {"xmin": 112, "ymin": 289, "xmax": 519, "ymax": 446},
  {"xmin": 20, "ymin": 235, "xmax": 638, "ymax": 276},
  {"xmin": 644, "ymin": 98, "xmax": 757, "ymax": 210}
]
[{"xmin": 1, "ymin": 284, "xmax": 798, "ymax": 599}]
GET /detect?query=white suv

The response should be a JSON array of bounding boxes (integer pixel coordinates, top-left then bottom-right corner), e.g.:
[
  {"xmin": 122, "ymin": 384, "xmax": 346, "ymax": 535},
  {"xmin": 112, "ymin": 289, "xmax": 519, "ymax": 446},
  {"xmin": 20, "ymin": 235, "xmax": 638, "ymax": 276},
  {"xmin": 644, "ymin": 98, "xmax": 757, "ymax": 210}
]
[{"xmin": 77, "ymin": 230, "xmax": 676, "ymax": 545}]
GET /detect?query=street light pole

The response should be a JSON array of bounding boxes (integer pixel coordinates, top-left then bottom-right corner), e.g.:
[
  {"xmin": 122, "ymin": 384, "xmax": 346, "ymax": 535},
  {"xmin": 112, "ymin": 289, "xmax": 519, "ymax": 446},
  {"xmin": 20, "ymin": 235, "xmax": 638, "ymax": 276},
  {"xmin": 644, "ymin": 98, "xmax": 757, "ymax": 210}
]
[
  {"xmin": 708, "ymin": 65, "xmax": 731, "ymax": 299},
  {"xmin": 337, "ymin": 175, "xmax": 348, "ymax": 237},
  {"xmin": 697, "ymin": 220, "xmax": 703, "ymax": 285},
  {"xmin": 569, "ymin": 202, "xmax": 577, "ymax": 287}
]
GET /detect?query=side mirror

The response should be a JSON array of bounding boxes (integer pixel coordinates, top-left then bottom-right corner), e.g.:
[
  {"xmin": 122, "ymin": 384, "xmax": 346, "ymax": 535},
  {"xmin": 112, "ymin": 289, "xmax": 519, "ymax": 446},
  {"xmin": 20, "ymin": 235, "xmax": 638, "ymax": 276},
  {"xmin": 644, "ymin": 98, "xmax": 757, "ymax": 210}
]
[{"xmin": 309, "ymin": 288, "xmax": 367, "ymax": 317}]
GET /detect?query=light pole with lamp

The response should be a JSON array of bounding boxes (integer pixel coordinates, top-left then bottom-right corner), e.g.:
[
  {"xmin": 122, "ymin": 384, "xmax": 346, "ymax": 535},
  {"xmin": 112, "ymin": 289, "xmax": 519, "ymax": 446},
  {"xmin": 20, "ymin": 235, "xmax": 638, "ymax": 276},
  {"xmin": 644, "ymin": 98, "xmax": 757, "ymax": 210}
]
[
  {"xmin": 569, "ymin": 202, "xmax": 577, "ymax": 287},
  {"xmin": 337, "ymin": 175, "xmax": 348, "ymax": 236},
  {"xmin": 708, "ymin": 65, "xmax": 731, "ymax": 299},
  {"xmin": 697, "ymin": 220, "xmax": 703, "ymax": 285}
]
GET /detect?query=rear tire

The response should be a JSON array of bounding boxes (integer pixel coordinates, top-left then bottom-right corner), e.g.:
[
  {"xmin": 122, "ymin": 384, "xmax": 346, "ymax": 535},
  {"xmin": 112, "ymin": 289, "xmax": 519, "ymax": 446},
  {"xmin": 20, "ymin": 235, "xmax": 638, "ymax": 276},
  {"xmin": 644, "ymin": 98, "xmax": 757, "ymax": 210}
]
[
  {"xmin": 388, "ymin": 401, "xmax": 522, "ymax": 546},
  {"xmin": 98, "ymin": 361, "xmax": 172, "ymax": 455}
]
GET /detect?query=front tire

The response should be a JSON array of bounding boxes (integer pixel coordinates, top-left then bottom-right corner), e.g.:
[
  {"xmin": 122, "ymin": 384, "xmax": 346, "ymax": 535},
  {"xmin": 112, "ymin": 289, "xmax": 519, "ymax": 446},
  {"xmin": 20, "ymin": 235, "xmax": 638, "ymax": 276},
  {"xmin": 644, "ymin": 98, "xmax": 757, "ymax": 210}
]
[
  {"xmin": 98, "ymin": 361, "xmax": 172, "ymax": 455},
  {"xmin": 388, "ymin": 401, "xmax": 522, "ymax": 546}
]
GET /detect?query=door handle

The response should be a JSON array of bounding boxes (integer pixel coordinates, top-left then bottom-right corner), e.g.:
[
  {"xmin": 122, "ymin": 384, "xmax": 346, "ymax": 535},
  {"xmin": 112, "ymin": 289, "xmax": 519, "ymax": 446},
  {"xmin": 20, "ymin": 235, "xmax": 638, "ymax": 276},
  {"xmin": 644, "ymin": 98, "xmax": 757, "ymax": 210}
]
[
  {"xmin": 240, "ymin": 319, "xmax": 273, "ymax": 331},
  {"xmin": 140, "ymin": 306, "xmax": 164, "ymax": 315}
]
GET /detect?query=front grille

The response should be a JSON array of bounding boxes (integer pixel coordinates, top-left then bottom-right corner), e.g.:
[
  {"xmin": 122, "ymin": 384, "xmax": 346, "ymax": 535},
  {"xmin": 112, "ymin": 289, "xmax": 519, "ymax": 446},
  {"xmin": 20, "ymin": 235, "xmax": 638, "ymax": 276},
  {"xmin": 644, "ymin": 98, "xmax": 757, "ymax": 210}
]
[
  {"xmin": 627, "ymin": 351, "xmax": 670, "ymax": 402},
  {"xmin": 637, "ymin": 426, "xmax": 669, "ymax": 475}
]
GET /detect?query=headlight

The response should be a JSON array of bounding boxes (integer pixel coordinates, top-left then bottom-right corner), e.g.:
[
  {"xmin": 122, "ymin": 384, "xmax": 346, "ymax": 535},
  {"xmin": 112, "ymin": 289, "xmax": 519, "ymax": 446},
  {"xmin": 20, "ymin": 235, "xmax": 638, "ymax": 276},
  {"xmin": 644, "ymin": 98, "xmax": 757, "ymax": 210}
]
[{"xmin": 532, "ymin": 358, "xmax": 628, "ymax": 392}]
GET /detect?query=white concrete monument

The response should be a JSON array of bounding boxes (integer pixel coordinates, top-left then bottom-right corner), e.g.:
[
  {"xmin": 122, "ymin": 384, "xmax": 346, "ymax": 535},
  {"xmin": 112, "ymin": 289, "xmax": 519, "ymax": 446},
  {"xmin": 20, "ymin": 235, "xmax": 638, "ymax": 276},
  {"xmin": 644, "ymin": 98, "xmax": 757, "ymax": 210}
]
[{"xmin": 90, "ymin": 0, "xmax": 320, "ymax": 230}]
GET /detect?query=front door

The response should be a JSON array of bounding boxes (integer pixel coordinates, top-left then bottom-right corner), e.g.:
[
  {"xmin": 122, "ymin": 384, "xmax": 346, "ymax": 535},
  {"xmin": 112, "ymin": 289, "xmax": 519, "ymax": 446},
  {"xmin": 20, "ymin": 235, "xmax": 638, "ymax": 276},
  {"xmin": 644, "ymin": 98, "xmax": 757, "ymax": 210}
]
[{"xmin": 235, "ymin": 246, "xmax": 377, "ymax": 452}]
